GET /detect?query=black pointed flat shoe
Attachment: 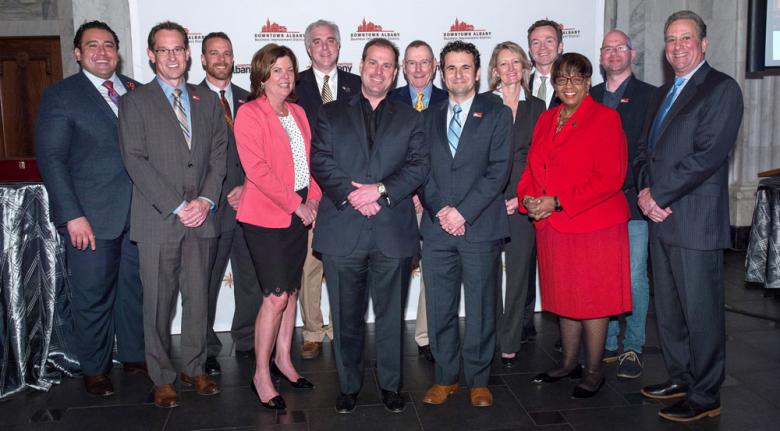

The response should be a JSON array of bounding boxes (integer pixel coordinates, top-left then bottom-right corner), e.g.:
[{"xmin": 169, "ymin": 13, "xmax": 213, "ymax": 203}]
[
  {"xmin": 270, "ymin": 361, "xmax": 314, "ymax": 389},
  {"xmin": 571, "ymin": 378, "xmax": 605, "ymax": 398},
  {"xmin": 250, "ymin": 380, "xmax": 286, "ymax": 410},
  {"xmin": 532, "ymin": 365, "xmax": 583, "ymax": 383}
]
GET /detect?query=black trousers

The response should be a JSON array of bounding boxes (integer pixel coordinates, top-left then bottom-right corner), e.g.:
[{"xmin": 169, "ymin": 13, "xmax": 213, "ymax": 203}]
[{"xmin": 497, "ymin": 213, "xmax": 535, "ymax": 354}]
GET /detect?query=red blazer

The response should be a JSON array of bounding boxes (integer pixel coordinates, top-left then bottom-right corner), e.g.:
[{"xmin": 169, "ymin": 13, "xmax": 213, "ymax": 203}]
[
  {"xmin": 234, "ymin": 96, "xmax": 322, "ymax": 228},
  {"xmin": 517, "ymin": 95, "xmax": 629, "ymax": 233}
]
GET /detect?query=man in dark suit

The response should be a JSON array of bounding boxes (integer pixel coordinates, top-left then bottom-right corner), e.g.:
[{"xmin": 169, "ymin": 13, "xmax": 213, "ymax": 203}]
[
  {"xmin": 296, "ymin": 19, "xmax": 361, "ymax": 360},
  {"xmin": 36, "ymin": 20, "xmax": 145, "ymax": 397},
  {"xmin": 311, "ymin": 38, "xmax": 428, "ymax": 414},
  {"xmin": 388, "ymin": 39, "xmax": 448, "ymax": 363},
  {"xmin": 197, "ymin": 31, "xmax": 261, "ymax": 375},
  {"xmin": 527, "ymin": 19, "xmax": 563, "ymax": 109},
  {"xmin": 119, "ymin": 21, "xmax": 227, "ymax": 408},
  {"xmin": 590, "ymin": 29, "xmax": 657, "ymax": 379},
  {"xmin": 419, "ymin": 41, "xmax": 512, "ymax": 408},
  {"xmin": 634, "ymin": 11, "xmax": 743, "ymax": 422}
]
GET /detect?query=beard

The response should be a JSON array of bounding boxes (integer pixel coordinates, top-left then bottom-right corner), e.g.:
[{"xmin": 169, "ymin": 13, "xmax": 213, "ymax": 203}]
[{"xmin": 206, "ymin": 62, "xmax": 232, "ymax": 80}]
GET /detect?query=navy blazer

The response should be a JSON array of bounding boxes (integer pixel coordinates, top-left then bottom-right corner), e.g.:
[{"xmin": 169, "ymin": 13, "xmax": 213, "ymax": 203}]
[
  {"xmin": 388, "ymin": 84, "xmax": 449, "ymax": 109},
  {"xmin": 36, "ymin": 71, "xmax": 140, "ymax": 239},
  {"xmin": 311, "ymin": 95, "xmax": 429, "ymax": 258},
  {"xmin": 591, "ymin": 76, "xmax": 658, "ymax": 220},
  {"xmin": 419, "ymin": 93, "xmax": 513, "ymax": 243},
  {"xmin": 296, "ymin": 67, "xmax": 361, "ymax": 136},
  {"xmin": 634, "ymin": 62, "xmax": 743, "ymax": 250}
]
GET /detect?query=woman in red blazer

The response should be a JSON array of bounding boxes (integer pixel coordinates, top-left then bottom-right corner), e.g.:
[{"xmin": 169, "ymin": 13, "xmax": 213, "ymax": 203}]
[
  {"xmin": 517, "ymin": 53, "xmax": 631, "ymax": 398},
  {"xmin": 234, "ymin": 44, "xmax": 321, "ymax": 410}
]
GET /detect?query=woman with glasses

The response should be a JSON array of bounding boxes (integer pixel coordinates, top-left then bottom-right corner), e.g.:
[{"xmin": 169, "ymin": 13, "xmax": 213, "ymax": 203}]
[
  {"xmin": 517, "ymin": 52, "xmax": 632, "ymax": 398},
  {"xmin": 484, "ymin": 41, "xmax": 545, "ymax": 368}
]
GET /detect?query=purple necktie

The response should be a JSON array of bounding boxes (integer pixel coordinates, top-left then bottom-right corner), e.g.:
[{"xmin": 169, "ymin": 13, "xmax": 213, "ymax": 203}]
[{"xmin": 102, "ymin": 80, "xmax": 120, "ymax": 106}]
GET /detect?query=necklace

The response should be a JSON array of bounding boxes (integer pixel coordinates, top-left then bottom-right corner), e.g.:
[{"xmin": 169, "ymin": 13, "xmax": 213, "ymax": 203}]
[
  {"xmin": 555, "ymin": 109, "xmax": 574, "ymax": 133},
  {"xmin": 271, "ymin": 103, "xmax": 288, "ymax": 117}
]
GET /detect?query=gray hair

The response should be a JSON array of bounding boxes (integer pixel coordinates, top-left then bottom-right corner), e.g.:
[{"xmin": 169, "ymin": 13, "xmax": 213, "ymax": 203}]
[
  {"xmin": 304, "ymin": 19, "xmax": 341, "ymax": 49},
  {"xmin": 664, "ymin": 10, "xmax": 707, "ymax": 39}
]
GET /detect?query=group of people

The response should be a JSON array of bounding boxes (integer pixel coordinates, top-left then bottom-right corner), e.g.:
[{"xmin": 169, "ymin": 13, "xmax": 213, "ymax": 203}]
[{"xmin": 35, "ymin": 9, "xmax": 743, "ymax": 424}]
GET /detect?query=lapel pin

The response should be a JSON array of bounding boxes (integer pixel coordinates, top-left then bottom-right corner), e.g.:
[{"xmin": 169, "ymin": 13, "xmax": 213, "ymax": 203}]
[
  {"xmin": 126, "ymin": 82, "xmax": 136, "ymax": 91},
  {"xmin": 238, "ymin": 99, "xmax": 246, "ymax": 104},
  {"xmin": 620, "ymin": 98, "xmax": 629, "ymax": 103},
  {"xmin": 342, "ymin": 86, "xmax": 351, "ymax": 93},
  {"xmin": 473, "ymin": 112, "xmax": 483, "ymax": 118},
  {"xmin": 192, "ymin": 95, "xmax": 201, "ymax": 101},
  {"xmin": 572, "ymin": 122, "xmax": 577, "ymax": 127}
]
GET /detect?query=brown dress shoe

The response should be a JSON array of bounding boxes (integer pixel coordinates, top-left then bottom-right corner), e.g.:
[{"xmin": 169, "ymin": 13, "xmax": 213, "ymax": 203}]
[
  {"xmin": 180, "ymin": 373, "xmax": 221, "ymax": 395},
  {"xmin": 301, "ymin": 341, "xmax": 322, "ymax": 359},
  {"xmin": 469, "ymin": 387, "xmax": 493, "ymax": 407},
  {"xmin": 123, "ymin": 362, "xmax": 148, "ymax": 375},
  {"xmin": 422, "ymin": 383, "xmax": 459, "ymax": 404},
  {"xmin": 84, "ymin": 374, "xmax": 114, "ymax": 397},
  {"xmin": 153, "ymin": 384, "xmax": 178, "ymax": 408}
]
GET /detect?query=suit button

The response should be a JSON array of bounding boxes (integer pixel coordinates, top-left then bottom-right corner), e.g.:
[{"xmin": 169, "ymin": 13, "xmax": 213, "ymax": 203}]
[
  {"xmin": 187, "ymin": 163, "xmax": 193, "ymax": 167},
  {"xmin": 651, "ymin": 157, "xmax": 656, "ymax": 163},
  {"xmin": 235, "ymin": 163, "xmax": 240, "ymax": 167},
  {"xmin": 542, "ymin": 189, "xmax": 546, "ymax": 194}
]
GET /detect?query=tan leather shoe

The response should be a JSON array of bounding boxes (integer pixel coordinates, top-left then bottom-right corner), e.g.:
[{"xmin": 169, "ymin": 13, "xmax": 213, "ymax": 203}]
[
  {"xmin": 422, "ymin": 383, "xmax": 459, "ymax": 404},
  {"xmin": 469, "ymin": 387, "xmax": 493, "ymax": 407},
  {"xmin": 84, "ymin": 374, "xmax": 114, "ymax": 397},
  {"xmin": 180, "ymin": 373, "xmax": 221, "ymax": 395},
  {"xmin": 153, "ymin": 384, "xmax": 178, "ymax": 408},
  {"xmin": 301, "ymin": 341, "xmax": 322, "ymax": 359}
]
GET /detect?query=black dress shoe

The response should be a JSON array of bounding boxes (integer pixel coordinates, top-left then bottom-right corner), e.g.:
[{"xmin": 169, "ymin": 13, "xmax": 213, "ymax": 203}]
[
  {"xmin": 250, "ymin": 381, "xmax": 286, "ymax": 410},
  {"xmin": 235, "ymin": 348, "xmax": 255, "ymax": 359},
  {"xmin": 532, "ymin": 366, "xmax": 583, "ymax": 383},
  {"xmin": 205, "ymin": 356, "xmax": 221, "ymax": 375},
  {"xmin": 417, "ymin": 344, "xmax": 435, "ymax": 362},
  {"xmin": 658, "ymin": 399, "xmax": 721, "ymax": 422},
  {"xmin": 640, "ymin": 381, "xmax": 688, "ymax": 400},
  {"xmin": 269, "ymin": 361, "xmax": 314, "ymax": 389},
  {"xmin": 571, "ymin": 378, "xmax": 605, "ymax": 398},
  {"xmin": 335, "ymin": 392, "xmax": 358, "ymax": 414},
  {"xmin": 500, "ymin": 354, "xmax": 517, "ymax": 368},
  {"xmin": 381, "ymin": 389, "xmax": 406, "ymax": 413},
  {"xmin": 84, "ymin": 374, "xmax": 115, "ymax": 397}
]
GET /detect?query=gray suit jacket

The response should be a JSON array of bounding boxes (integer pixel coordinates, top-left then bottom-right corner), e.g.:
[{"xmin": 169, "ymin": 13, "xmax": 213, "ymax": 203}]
[{"xmin": 119, "ymin": 79, "xmax": 227, "ymax": 243}]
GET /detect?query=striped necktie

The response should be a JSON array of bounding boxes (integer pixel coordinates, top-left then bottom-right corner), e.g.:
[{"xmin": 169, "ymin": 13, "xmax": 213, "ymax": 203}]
[
  {"xmin": 172, "ymin": 89, "xmax": 191, "ymax": 149},
  {"xmin": 102, "ymin": 80, "xmax": 119, "ymax": 106},
  {"xmin": 447, "ymin": 104, "xmax": 463, "ymax": 156},
  {"xmin": 321, "ymin": 74, "xmax": 334, "ymax": 103},
  {"xmin": 219, "ymin": 90, "xmax": 233, "ymax": 129}
]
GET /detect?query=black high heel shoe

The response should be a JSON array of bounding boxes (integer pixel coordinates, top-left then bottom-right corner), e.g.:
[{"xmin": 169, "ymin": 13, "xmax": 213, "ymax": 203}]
[
  {"xmin": 532, "ymin": 365, "xmax": 583, "ymax": 383},
  {"xmin": 250, "ymin": 380, "xmax": 286, "ymax": 410},
  {"xmin": 270, "ymin": 361, "xmax": 314, "ymax": 389}
]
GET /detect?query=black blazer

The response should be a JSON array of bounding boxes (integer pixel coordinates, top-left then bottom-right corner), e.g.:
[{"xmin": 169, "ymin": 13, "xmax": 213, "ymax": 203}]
[
  {"xmin": 634, "ymin": 62, "xmax": 744, "ymax": 250},
  {"xmin": 310, "ymin": 95, "xmax": 429, "ymax": 258},
  {"xmin": 388, "ymin": 84, "xmax": 449, "ymax": 109},
  {"xmin": 419, "ymin": 93, "xmax": 513, "ymax": 243},
  {"xmin": 296, "ymin": 67, "xmax": 361, "ymax": 135},
  {"xmin": 591, "ymin": 76, "xmax": 658, "ymax": 220},
  {"xmin": 36, "ymin": 71, "xmax": 140, "ymax": 239},
  {"xmin": 198, "ymin": 80, "xmax": 250, "ymax": 232},
  {"xmin": 529, "ymin": 71, "xmax": 561, "ymax": 109}
]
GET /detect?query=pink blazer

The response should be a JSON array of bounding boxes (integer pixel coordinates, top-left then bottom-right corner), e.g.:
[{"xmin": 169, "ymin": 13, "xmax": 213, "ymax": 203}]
[{"xmin": 234, "ymin": 96, "xmax": 322, "ymax": 228}]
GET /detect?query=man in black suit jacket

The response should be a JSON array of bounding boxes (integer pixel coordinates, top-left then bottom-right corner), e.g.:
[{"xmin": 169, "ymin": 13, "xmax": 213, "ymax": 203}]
[
  {"xmin": 311, "ymin": 38, "xmax": 428, "ymax": 415},
  {"xmin": 419, "ymin": 41, "xmax": 512, "ymax": 408},
  {"xmin": 295, "ymin": 20, "xmax": 361, "ymax": 360},
  {"xmin": 198, "ymin": 32, "xmax": 261, "ymax": 374},
  {"xmin": 527, "ymin": 19, "xmax": 563, "ymax": 109},
  {"xmin": 388, "ymin": 40, "xmax": 448, "ymax": 364},
  {"xmin": 36, "ymin": 21, "xmax": 145, "ymax": 397},
  {"xmin": 634, "ymin": 11, "xmax": 743, "ymax": 422},
  {"xmin": 590, "ymin": 30, "xmax": 658, "ymax": 379}
]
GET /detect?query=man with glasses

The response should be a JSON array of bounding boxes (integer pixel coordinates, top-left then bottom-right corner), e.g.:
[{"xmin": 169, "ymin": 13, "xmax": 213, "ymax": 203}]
[
  {"xmin": 119, "ymin": 21, "xmax": 227, "ymax": 408},
  {"xmin": 590, "ymin": 30, "xmax": 657, "ymax": 379},
  {"xmin": 388, "ymin": 40, "xmax": 448, "ymax": 363}
]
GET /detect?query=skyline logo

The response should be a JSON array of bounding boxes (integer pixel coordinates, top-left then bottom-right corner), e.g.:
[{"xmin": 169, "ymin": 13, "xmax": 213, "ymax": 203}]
[
  {"xmin": 350, "ymin": 18, "xmax": 400, "ymax": 41},
  {"xmin": 254, "ymin": 18, "xmax": 304, "ymax": 42},
  {"xmin": 184, "ymin": 26, "xmax": 204, "ymax": 44},
  {"xmin": 443, "ymin": 18, "xmax": 491, "ymax": 40}
]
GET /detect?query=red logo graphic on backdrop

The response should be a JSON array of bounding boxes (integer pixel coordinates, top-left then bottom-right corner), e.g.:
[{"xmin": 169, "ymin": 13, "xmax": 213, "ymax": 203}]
[
  {"xmin": 443, "ymin": 18, "xmax": 491, "ymax": 40},
  {"xmin": 184, "ymin": 26, "xmax": 204, "ymax": 44},
  {"xmin": 254, "ymin": 18, "xmax": 304, "ymax": 42},
  {"xmin": 559, "ymin": 23, "xmax": 582, "ymax": 39},
  {"xmin": 350, "ymin": 18, "xmax": 400, "ymax": 41}
]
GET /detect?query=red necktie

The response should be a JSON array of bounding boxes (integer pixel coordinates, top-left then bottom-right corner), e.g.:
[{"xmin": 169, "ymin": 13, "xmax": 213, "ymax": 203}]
[{"xmin": 219, "ymin": 90, "xmax": 233, "ymax": 129}]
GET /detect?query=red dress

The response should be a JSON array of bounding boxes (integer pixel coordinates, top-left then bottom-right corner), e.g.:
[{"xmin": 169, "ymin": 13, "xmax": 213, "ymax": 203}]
[{"xmin": 517, "ymin": 96, "xmax": 631, "ymax": 319}]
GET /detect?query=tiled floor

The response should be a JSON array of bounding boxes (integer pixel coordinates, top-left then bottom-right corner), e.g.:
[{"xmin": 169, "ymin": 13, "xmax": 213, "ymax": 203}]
[{"xmin": 1, "ymin": 250, "xmax": 778, "ymax": 430}]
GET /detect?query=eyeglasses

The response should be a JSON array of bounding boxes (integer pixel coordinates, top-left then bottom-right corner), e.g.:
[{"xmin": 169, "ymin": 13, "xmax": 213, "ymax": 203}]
[
  {"xmin": 405, "ymin": 59, "xmax": 433, "ymax": 69},
  {"xmin": 554, "ymin": 75, "xmax": 588, "ymax": 86},
  {"xmin": 599, "ymin": 45, "xmax": 630, "ymax": 54},
  {"xmin": 154, "ymin": 47, "xmax": 187, "ymax": 56}
]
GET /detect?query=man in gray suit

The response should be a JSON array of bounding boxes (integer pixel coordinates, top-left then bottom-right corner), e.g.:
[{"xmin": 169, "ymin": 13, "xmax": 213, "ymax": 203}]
[
  {"xmin": 198, "ymin": 31, "xmax": 261, "ymax": 375},
  {"xmin": 119, "ymin": 21, "xmax": 227, "ymax": 408}
]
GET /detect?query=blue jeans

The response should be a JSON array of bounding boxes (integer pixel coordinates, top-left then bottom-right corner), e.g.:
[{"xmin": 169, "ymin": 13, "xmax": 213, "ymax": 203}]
[{"xmin": 606, "ymin": 220, "xmax": 649, "ymax": 353}]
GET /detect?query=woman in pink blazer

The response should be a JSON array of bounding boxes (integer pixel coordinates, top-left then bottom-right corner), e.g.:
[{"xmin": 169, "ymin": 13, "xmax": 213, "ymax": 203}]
[{"xmin": 234, "ymin": 44, "xmax": 322, "ymax": 410}]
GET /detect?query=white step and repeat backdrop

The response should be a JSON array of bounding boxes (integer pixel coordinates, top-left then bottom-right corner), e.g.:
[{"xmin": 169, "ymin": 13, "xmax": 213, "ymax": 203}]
[{"xmin": 127, "ymin": 0, "xmax": 605, "ymax": 332}]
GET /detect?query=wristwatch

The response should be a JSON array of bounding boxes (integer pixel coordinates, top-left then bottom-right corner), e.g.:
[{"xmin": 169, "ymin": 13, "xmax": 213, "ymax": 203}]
[
  {"xmin": 553, "ymin": 196, "xmax": 563, "ymax": 212},
  {"xmin": 377, "ymin": 182, "xmax": 387, "ymax": 198}
]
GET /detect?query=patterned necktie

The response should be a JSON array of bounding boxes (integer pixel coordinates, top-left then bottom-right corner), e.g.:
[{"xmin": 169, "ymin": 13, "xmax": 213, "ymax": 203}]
[
  {"xmin": 172, "ymin": 89, "xmax": 191, "ymax": 149},
  {"xmin": 537, "ymin": 76, "xmax": 547, "ymax": 103},
  {"xmin": 447, "ymin": 104, "xmax": 463, "ymax": 156},
  {"xmin": 321, "ymin": 74, "xmax": 334, "ymax": 103},
  {"xmin": 219, "ymin": 89, "xmax": 233, "ymax": 129},
  {"xmin": 649, "ymin": 76, "xmax": 686, "ymax": 151},
  {"xmin": 102, "ymin": 80, "xmax": 119, "ymax": 106},
  {"xmin": 415, "ymin": 92, "xmax": 425, "ymax": 111}
]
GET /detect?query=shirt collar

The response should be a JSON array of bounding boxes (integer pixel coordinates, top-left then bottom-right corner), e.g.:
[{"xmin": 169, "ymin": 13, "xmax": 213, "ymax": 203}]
[
  {"xmin": 678, "ymin": 60, "xmax": 706, "ymax": 81},
  {"xmin": 82, "ymin": 69, "xmax": 121, "ymax": 89},
  {"xmin": 313, "ymin": 66, "xmax": 337, "ymax": 81},
  {"xmin": 205, "ymin": 78, "xmax": 232, "ymax": 96},
  {"xmin": 449, "ymin": 94, "xmax": 475, "ymax": 115},
  {"xmin": 156, "ymin": 76, "xmax": 188, "ymax": 98},
  {"xmin": 493, "ymin": 85, "xmax": 527, "ymax": 101}
]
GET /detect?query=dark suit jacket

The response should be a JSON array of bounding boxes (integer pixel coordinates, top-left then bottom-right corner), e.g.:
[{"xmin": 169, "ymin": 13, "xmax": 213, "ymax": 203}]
[
  {"xmin": 311, "ymin": 95, "xmax": 429, "ymax": 258},
  {"xmin": 388, "ymin": 84, "xmax": 449, "ymax": 109},
  {"xmin": 591, "ymin": 76, "xmax": 658, "ymax": 220},
  {"xmin": 296, "ymin": 68, "xmax": 361, "ymax": 135},
  {"xmin": 419, "ymin": 93, "xmax": 513, "ymax": 243},
  {"xmin": 36, "ymin": 71, "xmax": 140, "ymax": 240},
  {"xmin": 198, "ymin": 80, "xmax": 250, "ymax": 233},
  {"xmin": 530, "ymin": 71, "xmax": 561, "ymax": 109},
  {"xmin": 119, "ymin": 80, "xmax": 227, "ymax": 244},
  {"xmin": 634, "ymin": 62, "xmax": 743, "ymax": 250}
]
